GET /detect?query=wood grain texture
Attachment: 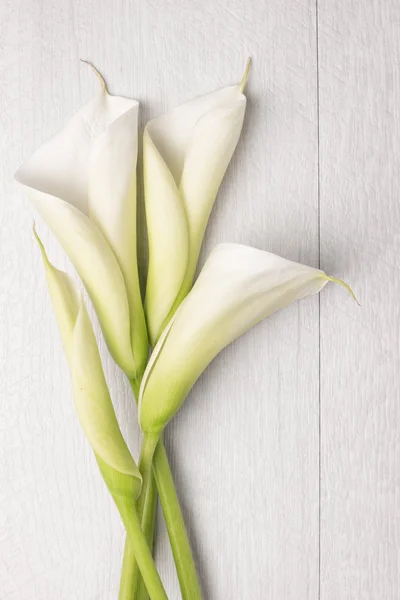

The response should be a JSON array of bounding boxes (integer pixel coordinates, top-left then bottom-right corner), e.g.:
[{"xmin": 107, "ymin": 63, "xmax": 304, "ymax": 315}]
[
  {"xmin": 2, "ymin": 0, "xmax": 383, "ymax": 598},
  {"xmin": 318, "ymin": 1, "xmax": 400, "ymax": 599}
]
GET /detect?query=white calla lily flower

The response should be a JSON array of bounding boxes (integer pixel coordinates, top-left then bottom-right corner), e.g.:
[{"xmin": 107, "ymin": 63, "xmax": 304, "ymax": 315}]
[
  {"xmin": 139, "ymin": 243, "xmax": 357, "ymax": 434},
  {"xmin": 144, "ymin": 62, "xmax": 250, "ymax": 345},
  {"xmin": 15, "ymin": 65, "xmax": 147, "ymax": 380},
  {"xmin": 34, "ymin": 228, "xmax": 141, "ymax": 481}
]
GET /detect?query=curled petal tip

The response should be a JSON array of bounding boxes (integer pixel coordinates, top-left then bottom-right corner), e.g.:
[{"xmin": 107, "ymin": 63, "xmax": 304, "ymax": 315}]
[
  {"xmin": 80, "ymin": 59, "xmax": 108, "ymax": 93},
  {"xmin": 325, "ymin": 275, "xmax": 360, "ymax": 306},
  {"xmin": 240, "ymin": 57, "xmax": 251, "ymax": 93}
]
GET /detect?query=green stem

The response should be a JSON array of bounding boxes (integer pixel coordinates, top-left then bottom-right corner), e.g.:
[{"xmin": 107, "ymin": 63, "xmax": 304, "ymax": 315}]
[
  {"xmin": 118, "ymin": 501, "xmax": 168, "ymax": 600},
  {"xmin": 128, "ymin": 434, "xmax": 160, "ymax": 599},
  {"xmin": 119, "ymin": 380, "xmax": 201, "ymax": 599},
  {"xmin": 153, "ymin": 441, "xmax": 202, "ymax": 600},
  {"xmin": 122, "ymin": 476, "xmax": 158, "ymax": 600},
  {"xmin": 120, "ymin": 434, "xmax": 202, "ymax": 600},
  {"xmin": 137, "ymin": 435, "xmax": 160, "ymax": 525},
  {"xmin": 119, "ymin": 378, "xmax": 159, "ymax": 600},
  {"xmin": 96, "ymin": 454, "xmax": 163, "ymax": 600},
  {"xmin": 119, "ymin": 541, "xmax": 138, "ymax": 600},
  {"xmin": 135, "ymin": 474, "xmax": 158, "ymax": 600}
]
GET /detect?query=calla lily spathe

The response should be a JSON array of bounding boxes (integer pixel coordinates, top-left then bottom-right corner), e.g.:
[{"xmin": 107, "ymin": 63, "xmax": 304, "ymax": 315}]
[
  {"xmin": 15, "ymin": 66, "xmax": 147, "ymax": 381},
  {"xmin": 139, "ymin": 243, "xmax": 357, "ymax": 434},
  {"xmin": 34, "ymin": 228, "xmax": 141, "ymax": 483},
  {"xmin": 144, "ymin": 63, "xmax": 250, "ymax": 345}
]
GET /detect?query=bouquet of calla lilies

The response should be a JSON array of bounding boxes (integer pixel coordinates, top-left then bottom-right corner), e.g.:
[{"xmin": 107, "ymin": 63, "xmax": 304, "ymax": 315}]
[{"xmin": 15, "ymin": 60, "xmax": 357, "ymax": 600}]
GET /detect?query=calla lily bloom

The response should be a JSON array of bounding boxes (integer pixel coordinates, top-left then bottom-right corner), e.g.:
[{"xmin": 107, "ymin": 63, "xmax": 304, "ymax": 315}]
[
  {"xmin": 15, "ymin": 65, "xmax": 147, "ymax": 381},
  {"xmin": 35, "ymin": 228, "xmax": 172, "ymax": 600},
  {"xmin": 139, "ymin": 243, "xmax": 357, "ymax": 434},
  {"xmin": 144, "ymin": 62, "xmax": 250, "ymax": 345},
  {"xmin": 34, "ymin": 227, "xmax": 141, "ymax": 481}
]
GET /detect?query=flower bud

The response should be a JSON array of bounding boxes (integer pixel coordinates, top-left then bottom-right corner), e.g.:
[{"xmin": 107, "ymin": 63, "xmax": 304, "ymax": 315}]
[{"xmin": 34, "ymin": 227, "xmax": 141, "ymax": 486}]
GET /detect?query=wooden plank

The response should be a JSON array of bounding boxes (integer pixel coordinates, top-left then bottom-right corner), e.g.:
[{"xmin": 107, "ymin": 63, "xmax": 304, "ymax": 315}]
[
  {"xmin": 318, "ymin": 1, "xmax": 400, "ymax": 598},
  {"xmin": 0, "ymin": 0, "xmax": 319, "ymax": 598}
]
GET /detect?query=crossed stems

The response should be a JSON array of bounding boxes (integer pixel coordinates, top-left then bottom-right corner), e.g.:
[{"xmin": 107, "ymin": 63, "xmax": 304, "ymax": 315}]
[{"xmin": 118, "ymin": 380, "xmax": 202, "ymax": 600}]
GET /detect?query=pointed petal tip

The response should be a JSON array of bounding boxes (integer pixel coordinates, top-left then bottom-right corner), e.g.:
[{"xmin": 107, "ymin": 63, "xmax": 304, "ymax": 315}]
[
  {"xmin": 325, "ymin": 275, "xmax": 360, "ymax": 306},
  {"xmin": 240, "ymin": 57, "xmax": 251, "ymax": 93},
  {"xmin": 32, "ymin": 224, "xmax": 48, "ymax": 263},
  {"xmin": 80, "ymin": 59, "xmax": 108, "ymax": 93}
]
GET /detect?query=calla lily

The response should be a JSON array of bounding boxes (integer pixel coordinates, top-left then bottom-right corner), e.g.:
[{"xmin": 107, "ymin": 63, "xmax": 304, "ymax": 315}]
[
  {"xmin": 35, "ymin": 228, "xmax": 173, "ymax": 600},
  {"xmin": 15, "ymin": 64, "xmax": 147, "ymax": 381},
  {"xmin": 139, "ymin": 243, "xmax": 357, "ymax": 434},
  {"xmin": 144, "ymin": 61, "xmax": 250, "ymax": 345},
  {"xmin": 34, "ymin": 227, "xmax": 141, "ymax": 482}
]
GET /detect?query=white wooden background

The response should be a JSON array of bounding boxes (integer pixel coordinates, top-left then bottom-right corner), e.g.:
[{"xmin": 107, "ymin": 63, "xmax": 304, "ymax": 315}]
[{"xmin": 1, "ymin": 1, "xmax": 399, "ymax": 598}]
